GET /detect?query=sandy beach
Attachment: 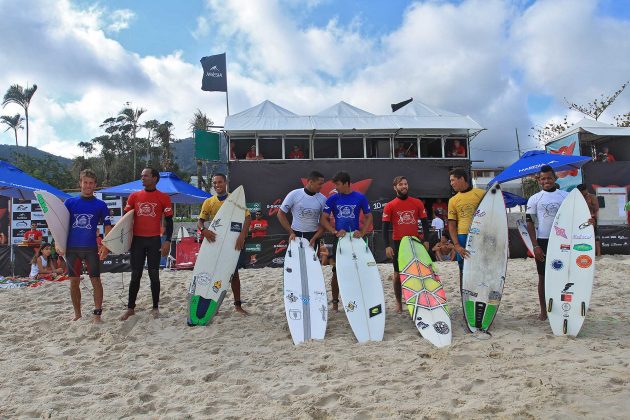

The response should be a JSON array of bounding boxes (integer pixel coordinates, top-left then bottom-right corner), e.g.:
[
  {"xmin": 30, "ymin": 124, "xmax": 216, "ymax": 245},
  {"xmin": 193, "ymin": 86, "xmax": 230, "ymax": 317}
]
[{"xmin": 1, "ymin": 256, "xmax": 629, "ymax": 419}]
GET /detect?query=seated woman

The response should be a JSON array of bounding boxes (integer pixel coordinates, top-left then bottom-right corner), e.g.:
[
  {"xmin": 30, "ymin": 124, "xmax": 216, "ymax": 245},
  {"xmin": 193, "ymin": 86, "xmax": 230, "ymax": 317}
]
[
  {"xmin": 432, "ymin": 235, "xmax": 456, "ymax": 261},
  {"xmin": 30, "ymin": 242, "xmax": 64, "ymax": 279}
]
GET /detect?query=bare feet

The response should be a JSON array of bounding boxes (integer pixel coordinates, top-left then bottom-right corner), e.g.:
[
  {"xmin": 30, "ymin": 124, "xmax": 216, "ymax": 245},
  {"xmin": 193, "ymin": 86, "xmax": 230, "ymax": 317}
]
[
  {"xmin": 151, "ymin": 308, "xmax": 160, "ymax": 319},
  {"xmin": 72, "ymin": 313, "xmax": 82, "ymax": 321},
  {"xmin": 395, "ymin": 303, "xmax": 403, "ymax": 313},
  {"xmin": 120, "ymin": 308, "xmax": 135, "ymax": 321},
  {"xmin": 332, "ymin": 300, "xmax": 339, "ymax": 312},
  {"xmin": 93, "ymin": 315, "xmax": 102, "ymax": 324},
  {"xmin": 235, "ymin": 305, "xmax": 249, "ymax": 315},
  {"xmin": 538, "ymin": 313, "xmax": 548, "ymax": 321}
]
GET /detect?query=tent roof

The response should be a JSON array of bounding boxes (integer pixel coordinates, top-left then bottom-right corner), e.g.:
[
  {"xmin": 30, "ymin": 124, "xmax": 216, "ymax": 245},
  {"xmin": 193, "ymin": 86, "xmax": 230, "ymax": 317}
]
[
  {"xmin": 224, "ymin": 99, "xmax": 483, "ymax": 134},
  {"xmin": 98, "ymin": 172, "xmax": 211, "ymax": 204},
  {"xmin": 548, "ymin": 117, "xmax": 630, "ymax": 144},
  {"xmin": 0, "ymin": 160, "xmax": 71, "ymax": 200}
]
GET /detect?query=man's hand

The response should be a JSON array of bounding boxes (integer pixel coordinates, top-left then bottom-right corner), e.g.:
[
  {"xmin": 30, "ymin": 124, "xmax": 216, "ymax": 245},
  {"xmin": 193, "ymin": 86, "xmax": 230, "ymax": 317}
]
[
  {"xmin": 385, "ymin": 246, "xmax": 394, "ymax": 259},
  {"xmin": 353, "ymin": 231, "xmax": 364, "ymax": 238},
  {"xmin": 454, "ymin": 244, "xmax": 470, "ymax": 259},
  {"xmin": 160, "ymin": 241, "xmax": 170, "ymax": 257},
  {"xmin": 308, "ymin": 238, "xmax": 317, "ymax": 249},
  {"xmin": 202, "ymin": 229, "xmax": 217, "ymax": 243},
  {"xmin": 534, "ymin": 246, "xmax": 545, "ymax": 262},
  {"xmin": 98, "ymin": 246, "xmax": 109, "ymax": 261},
  {"xmin": 336, "ymin": 229, "xmax": 347, "ymax": 238},
  {"xmin": 289, "ymin": 231, "xmax": 296, "ymax": 242},
  {"xmin": 56, "ymin": 246, "xmax": 64, "ymax": 257},
  {"xmin": 235, "ymin": 234, "xmax": 246, "ymax": 251}
]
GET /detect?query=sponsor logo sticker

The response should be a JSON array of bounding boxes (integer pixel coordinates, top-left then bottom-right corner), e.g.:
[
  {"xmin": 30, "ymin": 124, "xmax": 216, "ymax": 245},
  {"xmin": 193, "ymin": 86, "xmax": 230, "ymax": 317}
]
[
  {"xmin": 554, "ymin": 226, "xmax": 568, "ymax": 239},
  {"xmin": 551, "ymin": 259, "xmax": 564, "ymax": 270},
  {"xmin": 576, "ymin": 254, "xmax": 592, "ymax": 269},
  {"xmin": 560, "ymin": 244, "xmax": 571, "ymax": 252},
  {"xmin": 561, "ymin": 293, "xmax": 573, "ymax": 302},
  {"xmin": 573, "ymin": 233, "xmax": 593, "ymax": 240},
  {"xmin": 573, "ymin": 243, "xmax": 592, "ymax": 252},
  {"xmin": 369, "ymin": 304, "xmax": 382, "ymax": 318},
  {"xmin": 230, "ymin": 222, "xmax": 243, "ymax": 232}
]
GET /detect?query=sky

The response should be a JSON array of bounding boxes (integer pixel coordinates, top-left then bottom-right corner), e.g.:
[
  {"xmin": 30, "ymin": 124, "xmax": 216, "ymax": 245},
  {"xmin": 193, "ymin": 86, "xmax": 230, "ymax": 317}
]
[{"xmin": 1, "ymin": 0, "xmax": 629, "ymax": 168}]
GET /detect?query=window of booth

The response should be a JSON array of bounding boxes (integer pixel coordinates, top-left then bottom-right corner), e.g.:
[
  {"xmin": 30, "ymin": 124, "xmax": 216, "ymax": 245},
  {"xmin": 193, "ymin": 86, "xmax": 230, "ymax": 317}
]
[
  {"xmin": 445, "ymin": 137, "xmax": 467, "ymax": 158},
  {"xmin": 314, "ymin": 136, "xmax": 339, "ymax": 159},
  {"xmin": 285, "ymin": 136, "xmax": 310, "ymax": 159},
  {"xmin": 420, "ymin": 137, "xmax": 443, "ymax": 158},
  {"xmin": 340, "ymin": 136, "xmax": 364, "ymax": 158},
  {"xmin": 366, "ymin": 136, "xmax": 391, "ymax": 158},
  {"xmin": 230, "ymin": 137, "xmax": 255, "ymax": 160},
  {"xmin": 258, "ymin": 136, "xmax": 282, "ymax": 160},
  {"xmin": 394, "ymin": 136, "xmax": 418, "ymax": 158}
]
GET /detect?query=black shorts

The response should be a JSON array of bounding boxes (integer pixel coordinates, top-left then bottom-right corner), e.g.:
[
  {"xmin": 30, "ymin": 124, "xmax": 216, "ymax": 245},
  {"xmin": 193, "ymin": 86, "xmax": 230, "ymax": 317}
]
[
  {"xmin": 293, "ymin": 230, "xmax": 319, "ymax": 253},
  {"xmin": 329, "ymin": 236, "xmax": 340, "ymax": 262},
  {"xmin": 535, "ymin": 238, "xmax": 549, "ymax": 276},
  {"xmin": 66, "ymin": 248, "xmax": 100, "ymax": 278},
  {"xmin": 593, "ymin": 220, "xmax": 600, "ymax": 241},
  {"xmin": 391, "ymin": 240, "xmax": 401, "ymax": 272}
]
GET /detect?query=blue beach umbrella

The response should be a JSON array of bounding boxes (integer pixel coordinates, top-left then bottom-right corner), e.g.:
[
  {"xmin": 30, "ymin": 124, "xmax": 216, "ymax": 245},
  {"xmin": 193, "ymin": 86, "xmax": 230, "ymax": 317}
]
[
  {"xmin": 0, "ymin": 160, "xmax": 71, "ymax": 200},
  {"xmin": 99, "ymin": 172, "xmax": 211, "ymax": 204},
  {"xmin": 489, "ymin": 150, "xmax": 591, "ymax": 185},
  {"xmin": 502, "ymin": 191, "xmax": 527, "ymax": 208}
]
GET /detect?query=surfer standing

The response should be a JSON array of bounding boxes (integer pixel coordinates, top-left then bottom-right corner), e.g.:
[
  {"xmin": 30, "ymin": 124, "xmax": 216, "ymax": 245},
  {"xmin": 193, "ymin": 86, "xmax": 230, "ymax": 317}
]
[
  {"xmin": 197, "ymin": 173, "xmax": 251, "ymax": 315},
  {"xmin": 319, "ymin": 171, "xmax": 373, "ymax": 312},
  {"xmin": 117, "ymin": 168, "xmax": 174, "ymax": 320},
  {"xmin": 525, "ymin": 165, "xmax": 568, "ymax": 321},
  {"xmin": 446, "ymin": 168, "xmax": 485, "ymax": 288},
  {"xmin": 277, "ymin": 171, "xmax": 327, "ymax": 249},
  {"xmin": 62, "ymin": 169, "xmax": 111, "ymax": 322},
  {"xmin": 382, "ymin": 176, "xmax": 430, "ymax": 312}
]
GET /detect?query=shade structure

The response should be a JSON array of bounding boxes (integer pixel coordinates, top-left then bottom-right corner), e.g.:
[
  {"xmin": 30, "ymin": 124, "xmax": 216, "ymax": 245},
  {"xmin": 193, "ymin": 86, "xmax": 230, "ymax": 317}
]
[
  {"xmin": 99, "ymin": 172, "xmax": 211, "ymax": 204},
  {"xmin": 502, "ymin": 191, "xmax": 527, "ymax": 208},
  {"xmin": 0, "ymin": 160, "xmax": 71, "ymax": 200},
  {"xmin": 489, "ymin": 150, "xmax": 591, "ymax": 185}
]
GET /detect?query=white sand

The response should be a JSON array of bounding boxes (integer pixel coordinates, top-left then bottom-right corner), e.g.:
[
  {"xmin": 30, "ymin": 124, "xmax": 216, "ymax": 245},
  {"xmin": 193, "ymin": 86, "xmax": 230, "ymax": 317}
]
[{"xmin": 1, "ymin": 256, "xmax": 629, "ymax": 419}]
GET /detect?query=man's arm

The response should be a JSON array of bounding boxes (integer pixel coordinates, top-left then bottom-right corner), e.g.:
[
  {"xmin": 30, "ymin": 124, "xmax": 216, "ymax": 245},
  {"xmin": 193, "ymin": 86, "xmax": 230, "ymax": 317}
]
[
  {"xmin": 160, "ymin": 216, "xmax": 174, "ymax": 257},
  {"xmin": 319, "ymin": 212, "xmax": 336, "ymax": 234},
  {"xmin": 198, "ymin": 217, "xmax": 217, "ymax": 242},
  {"xmin": 235, "ymin": 215, "xmax": 251, "ymax": 250},
  {"xmin": 357, "ymin": 212, "xmax": 373, "ymax": 238},
  {"xmin": 448, "ymin": 219, "xmax": 469, "ymax": 258},
  {"xmin": 277, "ymin": 210, "xmax": 295, "ymax": 239},
  {"xmin": 526, "ymin": 214, "xmax": 545, "ymax": 262}
]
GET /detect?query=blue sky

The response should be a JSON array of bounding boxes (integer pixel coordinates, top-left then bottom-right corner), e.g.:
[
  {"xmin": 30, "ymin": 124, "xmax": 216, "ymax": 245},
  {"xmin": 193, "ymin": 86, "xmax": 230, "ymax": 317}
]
[{"xmin": 1, "ymin": 0, "xmax": 629, "ymax": 167}]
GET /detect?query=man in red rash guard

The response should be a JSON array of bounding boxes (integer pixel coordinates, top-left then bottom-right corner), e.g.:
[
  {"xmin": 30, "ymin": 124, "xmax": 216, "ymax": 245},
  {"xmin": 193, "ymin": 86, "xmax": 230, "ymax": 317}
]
[
  {"xmin": 118, "ymin": 168, "xmax": 173, "ymax": 320},
  {"xmin": 249, "ymin": 211, "xmax": 268, "ymax": 238},
  {"xmin": 382, "ymin": 176, "xmax": 430, "ymax": 312}
]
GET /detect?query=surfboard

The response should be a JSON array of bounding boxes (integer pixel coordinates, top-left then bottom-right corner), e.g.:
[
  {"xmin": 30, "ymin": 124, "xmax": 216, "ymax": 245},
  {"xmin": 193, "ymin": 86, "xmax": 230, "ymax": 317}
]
[
  {"xmin": 461, "ymin": 184, "xmax": 509, "ymax": 333},
  {"xmin": 516, "ymin": 219, "xmax": 535, "ymax": 258},
  {"xmin": 34, "ymin": 190, "xmax": 70, "ymax": 254},
  {"xmin": 545, "ymin": 188, "xmax": 595, "ymax": 337},
  {"xmin": 187, "ymin": 186, "xmax": 246, "ymax": 326},
  {"xmin": 335, "ymin": 233, "xmax": 385, "ymax": 343},
  {"xmin": 102, "ymin": 210, "xmax": 134, "ymax": 254},
  {"xmin": 398, "ymin": 236, "xmax": 451, "ymax": 347},
  {"xmin": 283, "ymin": 237, "xmax": 328, "ymax": 344}
]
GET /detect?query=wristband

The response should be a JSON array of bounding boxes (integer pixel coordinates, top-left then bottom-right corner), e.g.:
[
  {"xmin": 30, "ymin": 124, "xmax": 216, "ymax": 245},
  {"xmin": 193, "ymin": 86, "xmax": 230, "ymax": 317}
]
[{"xmin": 534, "ymin": 245, "xmax": 541, "ymax": 249}]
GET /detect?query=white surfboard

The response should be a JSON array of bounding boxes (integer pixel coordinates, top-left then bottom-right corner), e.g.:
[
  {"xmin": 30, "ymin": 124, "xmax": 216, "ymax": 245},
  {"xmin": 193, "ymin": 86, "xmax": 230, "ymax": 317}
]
[
  {"xmin": 283, "ymin": 237, "xmax": 328, "ymax": 344},
  {"xmin": 398, "ymin": 236, "xmax": 451, "ymax": 348},
  {"xmin": 516, "ymin": 219, "xmax": 534, "ymax": 258},
  {"xmin": 462, "ymin": 184, "xmax": 509, "ymax": 333},
  {"xmin": 188, "ymin": 186, "xmax": 246, "ymax": 326},
  {"xmin": 102, "ymin": 210, "xmax": 134, "ymax": 254},
  {"xmin": 545, "ymin": 188, "xmax": 595, "ymax": 337},
  {"xmin": 34, "ymin": 190, "xmax": 70, "ymax": 254},
  {"xmin": 335, "ymin": 233, "xmax": 385, "ymax": 343}
]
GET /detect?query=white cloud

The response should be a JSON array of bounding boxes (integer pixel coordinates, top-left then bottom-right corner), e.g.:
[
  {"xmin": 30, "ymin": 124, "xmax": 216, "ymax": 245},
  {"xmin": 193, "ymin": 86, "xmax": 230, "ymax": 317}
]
[
  {"xmin": 107, "ymin": 9, "xmax": 136, "ymax": 33},
  {"xmin": 191, "ymin": 16, "xmax": 210, "ymax": 40}
]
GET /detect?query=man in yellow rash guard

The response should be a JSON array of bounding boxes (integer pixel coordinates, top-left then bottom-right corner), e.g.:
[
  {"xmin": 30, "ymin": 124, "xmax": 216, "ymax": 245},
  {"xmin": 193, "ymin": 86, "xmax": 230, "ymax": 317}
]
[{"xmin": 447, "ymin": 168, "xmax": 485, "ymax": 288}]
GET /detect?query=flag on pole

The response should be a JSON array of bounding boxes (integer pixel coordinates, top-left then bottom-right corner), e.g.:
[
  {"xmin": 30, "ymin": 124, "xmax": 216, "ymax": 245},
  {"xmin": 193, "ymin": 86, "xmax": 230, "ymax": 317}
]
[{"xmin": 200, "ymin": 53, "xmax": 228, "ymax": 92}]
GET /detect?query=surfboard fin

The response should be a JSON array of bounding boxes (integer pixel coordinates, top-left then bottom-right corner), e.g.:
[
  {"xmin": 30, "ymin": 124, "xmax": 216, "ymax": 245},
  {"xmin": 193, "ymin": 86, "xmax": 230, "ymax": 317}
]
[
  {"xmin": 547, "ymin": 298, "xmax": 553, "ymax": 313},
  {"xmin": 581, "ymin": 302, "xmax": 586, "ymax": 317},
  {"xmin": 563, "ymin": 319, "xmax": 568, "ymax": 335}
]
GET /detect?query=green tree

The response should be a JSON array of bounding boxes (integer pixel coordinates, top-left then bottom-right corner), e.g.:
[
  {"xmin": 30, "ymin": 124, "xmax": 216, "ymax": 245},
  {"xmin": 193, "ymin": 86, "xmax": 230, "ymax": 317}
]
[
  {"xmin": 2, "ymin": 84, "xmax": 37, "ymax": 158},
  {"xmin": 0, "ymin": 113, "xmax": 24, "ymax": 151},
  {"xmin": 565, "ymin": 81, "xmax": 628, "ymax": 120},
  {"xmin": 118, "ymin": 106, "xmax": 146, "ymax": 177},
  {"xmin": 157, "ymin": 121, "xmax": 175, "ymax": 171},
  {"xmin": 614, "ymin": 112, "xmax": 630, "ymax": 127},
  {"xmin": 14, "ymin": 155, "xmax": 74, "ymax": 190},
  {"xmin": 188, "ymin": 109, "xmax": 214, "ymax": 190}
]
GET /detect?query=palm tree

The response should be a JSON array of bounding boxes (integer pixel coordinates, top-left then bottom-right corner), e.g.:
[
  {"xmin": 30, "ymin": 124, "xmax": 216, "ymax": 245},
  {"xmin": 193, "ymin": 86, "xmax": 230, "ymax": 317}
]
[
  {"xmin": 188, "ymin": 109, "xmax": 214, "ymax": 189},
  {"xmin": 157, "ymin": 121, "xmax": 174, "ymax": 171},
  {"xmin": 2, "ymin": 84, "xmax": 37, "ymax": 157},
  {"xmin": 0, "ymin": 114, "xmax": 24, "ymax": 149},
  {"xmin": 118, "ymin": 106, "xmax": 146, "ymax": 177}
]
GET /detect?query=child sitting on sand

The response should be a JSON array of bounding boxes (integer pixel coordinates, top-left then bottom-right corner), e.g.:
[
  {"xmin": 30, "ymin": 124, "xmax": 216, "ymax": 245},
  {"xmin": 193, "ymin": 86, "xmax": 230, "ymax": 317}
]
[{"xmin": 30, "ymin": 242, "xmax": 64, "ymax": 280}]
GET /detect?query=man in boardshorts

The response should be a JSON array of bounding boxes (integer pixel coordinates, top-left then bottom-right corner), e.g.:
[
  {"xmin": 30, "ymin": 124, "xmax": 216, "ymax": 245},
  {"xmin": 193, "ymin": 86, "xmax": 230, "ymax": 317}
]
[
  {"xmin": 319, "ymin": 171, "xmax": 373, "ymax": 312},
  {"xmin": 197, "ymin": 173, "xmax": 251, "ymax": 315},
  {"xmin": 63, "ymin": 169, "xmax": 111, "ymax": 322},
  {"xmin": 526, "ymin": 165, "xmax": 568, "ymax": 321},
  {"xmin": 277, "ymin": 171, "xmax": 327, "ymax": 249},
  {"xmin": 446, "ymin": 168, "xmax": 485, "ymax": 288},
  {"xmin": 382, "ymin": 176, "xmax": 430, "ymax": 312},
  {"xmin": 116, "ymin": 168, "xmax": 173, "ymax": 320}
]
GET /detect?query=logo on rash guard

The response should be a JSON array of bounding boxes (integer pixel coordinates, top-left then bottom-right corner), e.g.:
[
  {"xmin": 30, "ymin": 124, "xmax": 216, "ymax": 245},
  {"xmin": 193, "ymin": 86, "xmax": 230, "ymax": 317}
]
[
  {"xmin": 72, "ymin": 214, "xmax": 94, "ymax": 229},
  {"xmin": 164, "ymin": 207, "xmax": 172, "ymax": 214},
  {"xmin": 337, "ymin": 205, "xmax": 356, "ymax": 218},
  {"xmin": 137, "ymin": 202, "xmax": 157, "ymax": 217},
  {"xmin": 396, "ymin": 210, "xmax": 416, "ymax": 225}
]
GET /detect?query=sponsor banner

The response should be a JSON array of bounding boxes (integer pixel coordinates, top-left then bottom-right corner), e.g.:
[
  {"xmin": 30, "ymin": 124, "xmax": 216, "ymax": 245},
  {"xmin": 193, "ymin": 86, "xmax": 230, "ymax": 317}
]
[
  {"xmin": 599, "ymin": 225, "xmax": 630, "ymax": 255},
  {"xmin": 545, "ymin": 133, "xmax": 582, "ymax": 191}
]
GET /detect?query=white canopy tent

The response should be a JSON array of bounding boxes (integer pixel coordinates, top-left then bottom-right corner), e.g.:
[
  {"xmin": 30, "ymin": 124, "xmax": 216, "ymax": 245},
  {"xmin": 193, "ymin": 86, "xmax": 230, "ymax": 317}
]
[{"xmin": 548, "ymin": 117, "xmax": 630, "ymax": 143}]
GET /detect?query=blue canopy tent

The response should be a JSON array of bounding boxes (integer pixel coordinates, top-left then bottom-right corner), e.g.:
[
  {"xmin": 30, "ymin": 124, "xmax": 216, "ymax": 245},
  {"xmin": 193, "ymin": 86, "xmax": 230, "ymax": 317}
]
[
  {"xmin": 502, "ymin": 191, "xmax": 527, "ymax": 208},
  {"xmin": 489, "ymin": 150, "xmax": 592, "ymax": 185},
  {"xmin": 98, "ymin": 172, "xmax": 211, "ymax": 204},
  {"xmin": 0, "ymin": 160, "xmax": 72, "ymax": 276}
]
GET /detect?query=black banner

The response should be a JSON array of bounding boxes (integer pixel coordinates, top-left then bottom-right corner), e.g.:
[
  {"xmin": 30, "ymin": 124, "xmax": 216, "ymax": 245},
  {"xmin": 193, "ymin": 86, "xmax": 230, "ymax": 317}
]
[
  {"xmin": 599, "ymin": 225, "xmax": 630, "ymax": 255},
  {"xmin": 200, "ymin": 53, "xmax": 228, "ymax": 92},
  {"xmin": 583, "ymin": 161, "xmax": 630, "ymax": 193},
  {"xmin": 229, "ymin": 159, "xmax": 462, "ymax": 236}
]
